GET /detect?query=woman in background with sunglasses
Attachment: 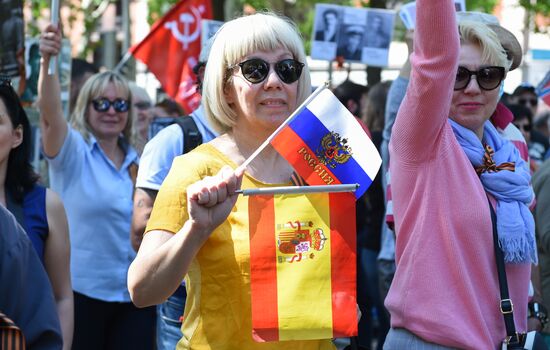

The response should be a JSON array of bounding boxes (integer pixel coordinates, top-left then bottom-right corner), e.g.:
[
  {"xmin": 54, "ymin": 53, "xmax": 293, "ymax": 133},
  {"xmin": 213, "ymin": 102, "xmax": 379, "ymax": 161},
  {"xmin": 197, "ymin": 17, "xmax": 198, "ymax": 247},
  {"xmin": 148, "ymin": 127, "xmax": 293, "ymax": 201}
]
[
  {"xmin": 128, "ymin": 13, "xmax": 334, "ymax": 350},
  {"xmin": 383, "ymin": 1, "xmax": 535, "ymax": 349},
  {"xmin": 38, "ymin": 24, "xmax": 155, "ymax": 350}
]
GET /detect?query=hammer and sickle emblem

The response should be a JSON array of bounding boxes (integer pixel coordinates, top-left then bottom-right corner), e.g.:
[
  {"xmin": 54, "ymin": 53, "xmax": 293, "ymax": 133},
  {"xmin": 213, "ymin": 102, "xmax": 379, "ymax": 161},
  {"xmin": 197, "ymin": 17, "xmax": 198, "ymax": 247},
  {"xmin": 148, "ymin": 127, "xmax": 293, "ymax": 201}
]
[{"xmin": 164, "ymin": 5, "xmax": 203, "ymax": 50}]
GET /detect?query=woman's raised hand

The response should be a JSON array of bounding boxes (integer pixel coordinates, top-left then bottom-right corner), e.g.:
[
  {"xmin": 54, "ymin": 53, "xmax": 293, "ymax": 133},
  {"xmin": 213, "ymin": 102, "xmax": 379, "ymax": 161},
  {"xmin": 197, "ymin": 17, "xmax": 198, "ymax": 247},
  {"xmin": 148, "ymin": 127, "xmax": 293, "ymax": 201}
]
[
  {"xmin": 186, "ymin": 166, "xmax": 244, "ymax": 241},
  {"xmin": 39, "ymin": 23, "xmax": 62, "ymax": 62}
]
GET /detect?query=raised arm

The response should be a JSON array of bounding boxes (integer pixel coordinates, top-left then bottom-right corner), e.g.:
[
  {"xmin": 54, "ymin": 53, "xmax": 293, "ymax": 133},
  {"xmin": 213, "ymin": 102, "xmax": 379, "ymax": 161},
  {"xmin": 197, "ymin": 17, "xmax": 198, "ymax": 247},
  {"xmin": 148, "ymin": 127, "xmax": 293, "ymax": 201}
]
[
  {"xmin": 128, "ymin": 165, "xmax": 243, "ymax": 307},
  {"xmin": 381, "ymin": 31, "xmax": 412, "ymax": 166},
  {"xmin": 390, "ymin": 0, "xmax": 460, "ymax": 162},
  {"xmin": 38, "ymin": 23, "xmax": 68, "ymax": 158}
]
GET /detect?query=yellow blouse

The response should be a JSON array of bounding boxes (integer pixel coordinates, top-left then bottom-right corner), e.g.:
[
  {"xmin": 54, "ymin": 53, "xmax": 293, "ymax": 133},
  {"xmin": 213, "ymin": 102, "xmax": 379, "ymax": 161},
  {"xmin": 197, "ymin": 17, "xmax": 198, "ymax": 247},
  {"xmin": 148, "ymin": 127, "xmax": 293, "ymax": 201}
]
[{"xmin": 146, "ymin": 143, "xmax": 335, "ymax": 350}]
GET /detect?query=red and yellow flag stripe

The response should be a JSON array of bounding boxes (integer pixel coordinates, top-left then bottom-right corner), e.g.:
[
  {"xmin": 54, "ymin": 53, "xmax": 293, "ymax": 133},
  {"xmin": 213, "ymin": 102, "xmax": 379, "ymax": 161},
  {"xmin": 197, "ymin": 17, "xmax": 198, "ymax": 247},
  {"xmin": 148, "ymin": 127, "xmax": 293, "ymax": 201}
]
[{"xmin": 249, "ymin": 192, "xmax": 357, "ymax": 342}]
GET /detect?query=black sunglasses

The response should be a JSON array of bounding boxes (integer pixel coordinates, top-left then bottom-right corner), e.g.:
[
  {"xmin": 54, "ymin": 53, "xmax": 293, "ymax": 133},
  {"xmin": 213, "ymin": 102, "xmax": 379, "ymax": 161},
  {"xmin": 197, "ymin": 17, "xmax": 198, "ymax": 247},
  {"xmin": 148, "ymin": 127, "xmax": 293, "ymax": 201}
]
[
  {"xmin": 514, "ymin": 123, "xmax": 532, "ymax": 132},
  {"xmin": 518, "ymin": 98, "xmax": 538, "ymax": 107},
  {"xmin": 232, "ymin": 58, "xmax": 304, "ymax": 84},
  {"xmin": 134, "ymin": 101, "xmax": 152, "ymax": 110},
  {"xmin": 454, "ymin": 66, "xmax": 505, "ymax": 91},
  {"xmin": 92, "ymin": 98, "xmax": 129, "ymax": 113}
]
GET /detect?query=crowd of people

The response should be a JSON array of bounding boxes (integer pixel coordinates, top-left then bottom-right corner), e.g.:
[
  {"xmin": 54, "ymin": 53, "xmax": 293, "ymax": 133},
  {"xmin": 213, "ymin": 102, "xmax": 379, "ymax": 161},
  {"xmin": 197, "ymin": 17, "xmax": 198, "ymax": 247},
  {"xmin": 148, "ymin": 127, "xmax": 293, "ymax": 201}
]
[{"xmin": 1, "ymin": 1, "xmax": 550, "ymax": 349}]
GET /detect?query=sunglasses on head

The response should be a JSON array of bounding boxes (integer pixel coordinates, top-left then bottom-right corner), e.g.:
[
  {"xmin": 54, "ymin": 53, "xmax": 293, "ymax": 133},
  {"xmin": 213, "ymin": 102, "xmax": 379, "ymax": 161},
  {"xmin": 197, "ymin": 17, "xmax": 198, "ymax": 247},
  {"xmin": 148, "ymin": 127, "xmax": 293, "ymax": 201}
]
[
  {"xmin": 92, "ymin": 98, "xmax": 129, "ymax": 113},
  {"xmin": 231, "ymin": 58, "xmax": 304, "ymax": 84},
  {"xmin": 454, "ymin": 66, "xmax": 505, "ymax": 91},
  {"xmin": 518, "ymin": 98, "xmax": 538, "ymax": 107}
]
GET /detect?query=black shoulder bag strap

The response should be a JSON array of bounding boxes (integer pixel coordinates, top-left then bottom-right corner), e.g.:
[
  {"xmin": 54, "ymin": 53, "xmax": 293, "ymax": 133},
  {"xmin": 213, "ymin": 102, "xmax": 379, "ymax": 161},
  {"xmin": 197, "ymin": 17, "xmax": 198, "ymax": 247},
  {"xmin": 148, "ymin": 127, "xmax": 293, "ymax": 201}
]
[
  {"xmin": 489, "ymin": 198, "xmax": 520, "ymax": 345},
  {"xmin": 176, "ymin": 117, "xmax": 203, "ymax": 154}
]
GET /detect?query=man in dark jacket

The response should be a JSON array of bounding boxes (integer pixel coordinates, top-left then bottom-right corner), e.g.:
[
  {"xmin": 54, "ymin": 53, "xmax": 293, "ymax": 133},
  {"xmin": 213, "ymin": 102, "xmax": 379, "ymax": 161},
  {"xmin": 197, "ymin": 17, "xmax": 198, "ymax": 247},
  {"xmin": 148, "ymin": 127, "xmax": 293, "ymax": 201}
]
[{"xmin": 0, "ymin": 205, "xmax": 63, "ymax": 349}]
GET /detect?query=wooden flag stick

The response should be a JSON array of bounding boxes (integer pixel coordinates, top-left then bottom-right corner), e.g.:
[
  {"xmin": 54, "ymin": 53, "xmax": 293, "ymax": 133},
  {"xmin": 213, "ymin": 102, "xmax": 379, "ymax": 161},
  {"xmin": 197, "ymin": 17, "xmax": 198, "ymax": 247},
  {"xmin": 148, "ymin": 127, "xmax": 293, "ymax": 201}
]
[
  {"xmin": 48, "ymin": 0, "xmax": 60, "ymax": 75},
  {"xmin": 237, "ymin": 81, "xmax": 329, "ymax": 172}
]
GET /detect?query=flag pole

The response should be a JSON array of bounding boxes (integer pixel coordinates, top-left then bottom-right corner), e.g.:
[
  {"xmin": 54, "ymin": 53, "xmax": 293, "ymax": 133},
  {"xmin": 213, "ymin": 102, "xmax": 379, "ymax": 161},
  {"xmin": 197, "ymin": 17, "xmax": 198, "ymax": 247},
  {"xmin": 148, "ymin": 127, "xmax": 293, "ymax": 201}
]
[
  {"xmin": 47, "ymin": 0, "xmax": 60, "ymax": 75},
  {"xmin": 238, "ymin": 184, "xmax": 358, "ymax": 196},
  {"xmin": 238, "ymin": 81, "xmax": 329, "ymax": 172},
  {"xmin": 113, "ymin": 52, "xmax": 133, "ymax": 73}
]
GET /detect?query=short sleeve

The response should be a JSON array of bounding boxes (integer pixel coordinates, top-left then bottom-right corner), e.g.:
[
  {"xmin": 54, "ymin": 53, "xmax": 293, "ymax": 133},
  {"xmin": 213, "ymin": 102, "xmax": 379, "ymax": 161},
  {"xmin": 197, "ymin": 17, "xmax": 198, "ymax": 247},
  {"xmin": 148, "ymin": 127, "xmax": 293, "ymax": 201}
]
[
  {"xmin": 145, "ymin": 147, "xmax": 220, "ymax": 234},
  {"xmin": 44, "ymin": 127, "xmax": 86, "ymax": 191},
  {"xmin": 44, "ymin": 126, "xmax": 85, "ymax": 170},
  {"xmin": 136, "ymin": 124, "xmax": 184, "ymax": 190}
]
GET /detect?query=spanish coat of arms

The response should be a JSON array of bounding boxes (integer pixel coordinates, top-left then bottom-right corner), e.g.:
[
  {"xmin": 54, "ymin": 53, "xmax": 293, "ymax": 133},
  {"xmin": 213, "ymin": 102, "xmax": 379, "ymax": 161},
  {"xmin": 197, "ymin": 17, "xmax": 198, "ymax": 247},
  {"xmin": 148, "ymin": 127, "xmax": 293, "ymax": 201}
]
[{"xmin": 276, "ymin": 220, "xmax": 327, "ymax": 263}]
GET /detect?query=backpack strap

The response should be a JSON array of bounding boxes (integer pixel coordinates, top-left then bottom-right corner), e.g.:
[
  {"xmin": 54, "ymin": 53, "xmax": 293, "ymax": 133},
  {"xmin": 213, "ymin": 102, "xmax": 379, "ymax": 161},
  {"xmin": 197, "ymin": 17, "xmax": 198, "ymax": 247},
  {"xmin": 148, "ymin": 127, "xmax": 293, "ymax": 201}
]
[{"xmin": 176, "ymin": 117, "xmax": 203, "ymax": 154}]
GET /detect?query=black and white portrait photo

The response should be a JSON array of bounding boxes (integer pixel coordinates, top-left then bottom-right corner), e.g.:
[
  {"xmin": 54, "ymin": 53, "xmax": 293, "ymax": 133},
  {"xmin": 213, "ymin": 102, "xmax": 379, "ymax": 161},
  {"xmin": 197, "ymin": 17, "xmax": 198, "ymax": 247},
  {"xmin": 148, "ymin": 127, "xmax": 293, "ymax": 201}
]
[
  {"xmin": 314, "ymin": 7, "xmax": 340, "ymax": 42},
  {"xmin": 336, "ymin": 25, "xmax": 365, "ymax": 61},
  {"xmin": 310, "ymin": 4, "xmax": 396, "ymax": 66},
  {"xmin": 311, "ymin": 4, "xmax": 342, "ymax": 61},
  {"xmin": 364, "ymin": 11, "xmax": 391, "ymax": 49}
]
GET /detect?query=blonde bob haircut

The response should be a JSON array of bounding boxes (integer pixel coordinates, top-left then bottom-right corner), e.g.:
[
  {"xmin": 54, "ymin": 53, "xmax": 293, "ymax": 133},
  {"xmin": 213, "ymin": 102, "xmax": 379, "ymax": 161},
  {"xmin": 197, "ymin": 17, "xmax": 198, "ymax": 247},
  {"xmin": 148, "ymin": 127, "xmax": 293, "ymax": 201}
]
[
  {"xmin": 458, "ymin": 20, "xmax": 511, "ymax": 72},
  {"xmin": 70, "ymin": 71, "xmax": 134, "ymax": 144},
  {"xmin": 202, "ymin": 12, "xmax": 311, "ymax": 134}
]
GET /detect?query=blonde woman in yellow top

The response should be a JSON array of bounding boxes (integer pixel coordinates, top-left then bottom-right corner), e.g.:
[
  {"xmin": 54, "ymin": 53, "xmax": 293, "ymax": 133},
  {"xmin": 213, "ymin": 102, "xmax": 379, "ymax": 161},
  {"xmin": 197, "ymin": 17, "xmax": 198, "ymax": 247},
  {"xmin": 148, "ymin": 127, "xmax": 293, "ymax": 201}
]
[{"xmin": 128, "ymin": 12, "xmax": 334, "ymax": 350}]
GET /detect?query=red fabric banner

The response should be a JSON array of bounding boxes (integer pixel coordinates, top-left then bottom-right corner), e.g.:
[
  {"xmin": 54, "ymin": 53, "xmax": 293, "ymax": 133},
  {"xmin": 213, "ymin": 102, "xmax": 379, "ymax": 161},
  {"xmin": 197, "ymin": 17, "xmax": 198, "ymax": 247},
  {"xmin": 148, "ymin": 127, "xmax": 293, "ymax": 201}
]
[{"xmin": 129, "ymin": 0, "xmax": 212, "ymax": 113}]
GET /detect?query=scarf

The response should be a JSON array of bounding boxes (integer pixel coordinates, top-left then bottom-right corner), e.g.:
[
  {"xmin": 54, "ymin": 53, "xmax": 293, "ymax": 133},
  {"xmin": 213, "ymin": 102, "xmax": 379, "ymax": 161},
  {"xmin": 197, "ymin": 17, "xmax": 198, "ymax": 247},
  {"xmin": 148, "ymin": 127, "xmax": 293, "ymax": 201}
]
[{"xmin": 450, "ymin": 119, "xmax": 536, "ymax": 264}]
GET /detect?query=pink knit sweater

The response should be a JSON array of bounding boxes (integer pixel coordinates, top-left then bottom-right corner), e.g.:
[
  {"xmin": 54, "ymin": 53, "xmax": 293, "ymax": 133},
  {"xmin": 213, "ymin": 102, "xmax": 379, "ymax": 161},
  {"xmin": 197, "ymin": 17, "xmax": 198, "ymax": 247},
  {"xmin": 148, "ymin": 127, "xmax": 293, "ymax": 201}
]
[{"xmin": 385, "ymin": 0, "xmax": 530, "ymax": 348}]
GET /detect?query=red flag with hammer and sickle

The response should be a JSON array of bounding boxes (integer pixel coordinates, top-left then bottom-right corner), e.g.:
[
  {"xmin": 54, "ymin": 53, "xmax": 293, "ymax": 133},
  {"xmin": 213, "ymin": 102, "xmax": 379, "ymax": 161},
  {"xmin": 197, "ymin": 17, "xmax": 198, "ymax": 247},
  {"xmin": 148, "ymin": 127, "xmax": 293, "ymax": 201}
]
[{"xmin": 129, "ymin": 0, "xmax": 212, "ymax": 113}]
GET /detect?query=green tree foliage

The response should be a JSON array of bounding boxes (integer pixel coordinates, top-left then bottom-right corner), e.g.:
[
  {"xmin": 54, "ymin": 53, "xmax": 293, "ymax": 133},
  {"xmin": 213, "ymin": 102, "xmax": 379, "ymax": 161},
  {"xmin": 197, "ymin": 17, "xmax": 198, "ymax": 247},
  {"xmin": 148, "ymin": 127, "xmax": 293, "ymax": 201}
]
[
  {"xmin": 519, "ymin": 0, "xmax": 549, "ymax": 33},
  {"xmin": 28, "ymin": 0, "xmax": 48, "ymax": 36},
  {"xmin": 147, "ymin": 0, "xmax": 179, "ymax": 24},
  {"xmin": 466, "ymin": 0, "xmax": 499, "ymax": 13},
  {"xmin": 28, "ymin": 0, "xmax": 113, "ymax": 58}
]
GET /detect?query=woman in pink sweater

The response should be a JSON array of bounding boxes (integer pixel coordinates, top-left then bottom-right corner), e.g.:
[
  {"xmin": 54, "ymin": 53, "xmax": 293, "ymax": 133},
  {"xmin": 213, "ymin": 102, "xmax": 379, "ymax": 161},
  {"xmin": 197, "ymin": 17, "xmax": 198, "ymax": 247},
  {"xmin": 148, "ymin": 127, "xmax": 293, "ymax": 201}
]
[{"xmin": 384, "ymin": 0, "xmax": 534, "ymax": 349}]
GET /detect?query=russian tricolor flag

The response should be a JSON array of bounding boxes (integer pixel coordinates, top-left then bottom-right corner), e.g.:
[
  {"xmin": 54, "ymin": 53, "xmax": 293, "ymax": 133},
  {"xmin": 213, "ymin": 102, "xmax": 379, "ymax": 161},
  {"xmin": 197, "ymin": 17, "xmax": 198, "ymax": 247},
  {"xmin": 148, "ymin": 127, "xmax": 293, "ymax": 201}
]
[{"xmin": 270, "ymin": 88, "xmax": 381, "ymax": 198}]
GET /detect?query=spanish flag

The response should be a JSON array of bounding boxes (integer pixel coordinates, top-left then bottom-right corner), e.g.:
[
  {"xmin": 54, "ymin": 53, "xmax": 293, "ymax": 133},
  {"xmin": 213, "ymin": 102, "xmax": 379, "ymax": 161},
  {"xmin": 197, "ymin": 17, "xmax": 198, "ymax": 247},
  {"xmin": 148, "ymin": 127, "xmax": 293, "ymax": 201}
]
[{"xmin": 248, "ymin": 190, "xmax": 357, "ymax": 342}]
